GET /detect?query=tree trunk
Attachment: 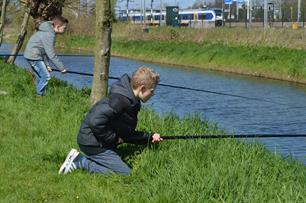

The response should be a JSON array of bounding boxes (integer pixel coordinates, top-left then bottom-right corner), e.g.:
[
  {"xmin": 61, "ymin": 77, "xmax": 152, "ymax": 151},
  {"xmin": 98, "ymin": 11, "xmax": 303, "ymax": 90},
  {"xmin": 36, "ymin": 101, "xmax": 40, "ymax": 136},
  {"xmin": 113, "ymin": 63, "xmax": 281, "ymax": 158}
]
[
  {"xmin": 90, "ymin": 0, "xmax": 112, "ymax": 105},
  {"xmin": 0, "ymin": 0, "xmax": 8, "ymax": 47},
  {"xmin": 7, "ymin": 6, "xmax": 30, "ymax": 64}
]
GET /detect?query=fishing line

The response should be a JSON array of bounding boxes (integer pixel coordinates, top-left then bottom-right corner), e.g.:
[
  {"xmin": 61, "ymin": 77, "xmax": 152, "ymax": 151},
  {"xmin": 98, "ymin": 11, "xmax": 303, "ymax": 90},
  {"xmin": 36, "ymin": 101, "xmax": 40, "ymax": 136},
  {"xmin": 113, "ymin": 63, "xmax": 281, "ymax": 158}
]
[
  {"xmin": 51, "ymin": 69, "xmax": 292, "ymax": 107},
  {"xmin": 1, "ymin": 53, "xmax": 305, "ymax": 108}
]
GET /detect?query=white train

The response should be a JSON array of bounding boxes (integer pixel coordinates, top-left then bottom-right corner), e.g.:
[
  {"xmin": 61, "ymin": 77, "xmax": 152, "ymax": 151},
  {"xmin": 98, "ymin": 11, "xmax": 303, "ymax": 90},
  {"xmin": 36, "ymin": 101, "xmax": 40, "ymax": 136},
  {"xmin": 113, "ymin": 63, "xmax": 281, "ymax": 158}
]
[{"xmin": 119, "ymin": 9, "xmax": 223, "ymax": 27}]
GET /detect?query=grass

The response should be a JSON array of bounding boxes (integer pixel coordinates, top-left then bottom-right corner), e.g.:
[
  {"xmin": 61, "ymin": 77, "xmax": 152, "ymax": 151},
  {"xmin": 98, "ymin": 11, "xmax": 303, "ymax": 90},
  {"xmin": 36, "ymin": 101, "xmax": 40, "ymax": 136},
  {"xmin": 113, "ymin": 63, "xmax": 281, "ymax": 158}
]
[
  {"xmin": 111, "ymin": 39, "xmax": 306, "ymax": 82},
  {"xmin": 4, "ymin": 22, "xmax": 306, "ymax": 82},
  {"xmin": 53, "ymin": 24, "xmax": 306, "ymax": 84},
  {"xmin": 1, "ymin": 61, "xmax": 306, "ymax": 202}
]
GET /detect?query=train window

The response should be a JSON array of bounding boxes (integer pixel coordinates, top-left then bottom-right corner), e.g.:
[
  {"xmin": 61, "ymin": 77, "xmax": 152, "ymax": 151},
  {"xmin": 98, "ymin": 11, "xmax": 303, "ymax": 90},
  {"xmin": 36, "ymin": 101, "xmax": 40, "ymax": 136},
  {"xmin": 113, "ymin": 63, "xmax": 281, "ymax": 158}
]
[
  {"xmin": 133, "ymin": 16, "xmax": 141, "ymax": 21},
  {"xmin": 206, "ymin": 13, "xmax": 213, "ymax": 20},
  {"xmin": 198, "ymin": 13, "xmax": 214, "ymax": 20},
  {"xmin": 180, "ymin": 14, "xmax": 194, "ymax": 20},
  {"xmin": 214, "ymin": 10, "xmax": 222, "ymax": 16}
]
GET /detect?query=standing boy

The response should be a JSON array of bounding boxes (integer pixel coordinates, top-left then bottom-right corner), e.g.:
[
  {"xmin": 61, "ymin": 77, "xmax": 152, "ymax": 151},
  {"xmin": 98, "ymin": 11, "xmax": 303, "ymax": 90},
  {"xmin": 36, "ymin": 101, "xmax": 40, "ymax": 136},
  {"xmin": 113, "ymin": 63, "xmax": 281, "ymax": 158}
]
[
  {"xmin": 24, "ymin": 16, "xmax": 68, "ymax": 96},
  {"xmin": 59, "ymin": 67, "xmax": 162, "ymax": 176}
]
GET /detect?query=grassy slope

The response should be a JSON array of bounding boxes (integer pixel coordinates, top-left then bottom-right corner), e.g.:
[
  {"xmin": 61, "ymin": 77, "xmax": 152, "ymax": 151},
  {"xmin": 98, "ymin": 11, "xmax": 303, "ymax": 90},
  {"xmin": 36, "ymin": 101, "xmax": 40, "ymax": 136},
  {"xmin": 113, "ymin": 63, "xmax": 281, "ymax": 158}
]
[
  {"xmin": 1, "ymin": 61, "xmax": 306, "ymax": 202},
  {"xmin": 56, "ymin": 26, "xmax": 306, "ymax": 84}
]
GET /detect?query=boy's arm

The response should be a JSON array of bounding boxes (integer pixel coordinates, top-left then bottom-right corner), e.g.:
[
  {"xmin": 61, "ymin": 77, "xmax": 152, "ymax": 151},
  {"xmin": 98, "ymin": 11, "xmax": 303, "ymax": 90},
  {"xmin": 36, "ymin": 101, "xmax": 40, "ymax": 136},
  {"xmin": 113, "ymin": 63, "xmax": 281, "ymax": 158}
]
[
  {"xmin": 42, "ymin": 33, "xmax": 65, "ymax": 71},
  {"xmin": 42, "ymin": 55, "xmax": 52, "ymax": 72},
  {"xmin": 42, "ymin": 55, "xmax": 49, "ymax": 66},
  {"xmin": 122, "ymin": 131, "xmax": 153, "ymax": 145},
  {"xmin": 123, "ymin": 132, "xmax": 162, "ymax": 145}
]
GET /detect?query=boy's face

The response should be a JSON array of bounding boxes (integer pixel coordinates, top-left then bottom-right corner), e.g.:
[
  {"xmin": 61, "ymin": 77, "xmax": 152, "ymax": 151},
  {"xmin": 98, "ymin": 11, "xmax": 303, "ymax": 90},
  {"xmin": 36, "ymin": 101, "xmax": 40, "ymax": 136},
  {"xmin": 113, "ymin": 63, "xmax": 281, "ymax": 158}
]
[
  {"xmin": 139, "ymin": 85, "xmax": 156, "ymax": 103},
  {"xmin": 54, "ymin": 24, "xmax": 67, "ymax": 34}
]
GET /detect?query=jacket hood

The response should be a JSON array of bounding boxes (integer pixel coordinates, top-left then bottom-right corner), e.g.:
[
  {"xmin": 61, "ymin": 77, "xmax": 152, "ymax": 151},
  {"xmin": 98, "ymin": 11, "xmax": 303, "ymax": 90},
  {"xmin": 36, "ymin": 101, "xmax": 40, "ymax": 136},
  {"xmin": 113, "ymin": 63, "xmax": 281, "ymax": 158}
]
[
  {"xmin": 38, "ymin": 21, "xmax": 54, "ymax": 33},
  {"xmin": 110, "ymin": 74, "xmax": 138, "ymax": 103}
]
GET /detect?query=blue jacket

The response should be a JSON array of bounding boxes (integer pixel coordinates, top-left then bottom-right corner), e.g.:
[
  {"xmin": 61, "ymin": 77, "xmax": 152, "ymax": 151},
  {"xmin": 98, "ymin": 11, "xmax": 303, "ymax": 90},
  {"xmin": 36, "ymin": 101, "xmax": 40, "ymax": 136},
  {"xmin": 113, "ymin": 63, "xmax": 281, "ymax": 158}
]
[
  {"xmin": 23, "ymin": 21, "xmax": 65, "ymax": 70},
  {"xmin": 77, "ymin": 74, "xmax": 152, "ymax": 155}
]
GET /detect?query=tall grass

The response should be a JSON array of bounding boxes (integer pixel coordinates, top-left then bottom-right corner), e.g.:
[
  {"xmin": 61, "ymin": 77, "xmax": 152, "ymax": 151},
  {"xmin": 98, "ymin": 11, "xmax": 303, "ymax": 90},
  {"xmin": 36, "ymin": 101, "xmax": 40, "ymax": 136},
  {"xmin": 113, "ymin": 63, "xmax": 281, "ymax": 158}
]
[
  {"xmin": 1, "ymin": 61, "xmax": 306, "ymax": 202},
  {"xmin": 111, "ymin": 39, "xmax": 306, "ymax": 82},
  {"xmin": 112, "ymin": 23, "xmax": 306, "ymax": 50},
  {"xmin": 55, "ymin": 24, "xmax": 306, "ymax": 83},
  {"xmin": 4, "ymin": 23, "xmax": 306, "ymax": 82}
]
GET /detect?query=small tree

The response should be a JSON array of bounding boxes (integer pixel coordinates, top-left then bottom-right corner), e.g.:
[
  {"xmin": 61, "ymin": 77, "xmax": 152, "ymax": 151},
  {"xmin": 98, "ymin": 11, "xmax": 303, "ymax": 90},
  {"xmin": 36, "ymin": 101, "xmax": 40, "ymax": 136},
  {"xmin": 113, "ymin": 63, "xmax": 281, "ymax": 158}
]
[
  {"xmin": 6, "ymin": 4, "xmax": 30, "ymax": 64},
  {"xmin": 90, "ymin": 0, "xmax": 112, "ymax": 105}
]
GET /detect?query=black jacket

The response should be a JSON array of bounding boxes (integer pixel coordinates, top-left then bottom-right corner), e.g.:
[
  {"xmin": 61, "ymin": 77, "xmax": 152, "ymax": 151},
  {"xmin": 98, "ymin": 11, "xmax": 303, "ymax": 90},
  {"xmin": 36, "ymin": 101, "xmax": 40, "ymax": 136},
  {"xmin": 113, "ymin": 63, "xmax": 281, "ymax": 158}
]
[{"xmin": 77, "ymin": 74, "xmax": 152, "ymax": 155}]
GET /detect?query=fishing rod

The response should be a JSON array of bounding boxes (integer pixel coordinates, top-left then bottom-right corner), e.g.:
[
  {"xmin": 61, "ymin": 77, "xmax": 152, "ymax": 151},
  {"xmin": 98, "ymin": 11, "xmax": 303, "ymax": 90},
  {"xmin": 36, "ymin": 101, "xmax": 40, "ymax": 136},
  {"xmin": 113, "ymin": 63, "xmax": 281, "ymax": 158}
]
[
  {"xmin": 0, "ymin": 54, "xmax": 92, "ymax": 57},
  {"xmin": 51, "ymin": 69, "xmax": 287, "ymax": 106},
  {"xmin": 161, "ymin": 134, "xmax": 306, "ymax": 140}
]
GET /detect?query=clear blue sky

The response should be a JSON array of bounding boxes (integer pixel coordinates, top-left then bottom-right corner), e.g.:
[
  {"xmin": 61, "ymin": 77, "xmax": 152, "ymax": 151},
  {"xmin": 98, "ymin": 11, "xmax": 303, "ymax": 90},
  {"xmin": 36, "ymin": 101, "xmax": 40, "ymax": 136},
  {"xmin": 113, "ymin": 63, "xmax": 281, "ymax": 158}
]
[{"xmin": 116, "ymin": 0, "xmax": 197, "ymax": 10}]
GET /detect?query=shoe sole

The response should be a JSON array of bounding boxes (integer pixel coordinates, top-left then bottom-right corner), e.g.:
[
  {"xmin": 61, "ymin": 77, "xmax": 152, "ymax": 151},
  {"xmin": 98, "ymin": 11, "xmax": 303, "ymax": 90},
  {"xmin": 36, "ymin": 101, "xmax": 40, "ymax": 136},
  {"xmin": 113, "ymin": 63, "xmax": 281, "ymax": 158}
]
[{"xmin": 58, "ymin": 149, "xmax": 79, "ymax": 174}]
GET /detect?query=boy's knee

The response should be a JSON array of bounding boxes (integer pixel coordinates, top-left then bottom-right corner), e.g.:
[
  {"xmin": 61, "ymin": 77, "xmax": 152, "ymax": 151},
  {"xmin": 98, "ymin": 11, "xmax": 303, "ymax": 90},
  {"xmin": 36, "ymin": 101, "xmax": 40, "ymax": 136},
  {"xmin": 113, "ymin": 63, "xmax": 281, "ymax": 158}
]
[{"xmin": 118, "ymin": 168, "xmax": 131, "ymax": 176}]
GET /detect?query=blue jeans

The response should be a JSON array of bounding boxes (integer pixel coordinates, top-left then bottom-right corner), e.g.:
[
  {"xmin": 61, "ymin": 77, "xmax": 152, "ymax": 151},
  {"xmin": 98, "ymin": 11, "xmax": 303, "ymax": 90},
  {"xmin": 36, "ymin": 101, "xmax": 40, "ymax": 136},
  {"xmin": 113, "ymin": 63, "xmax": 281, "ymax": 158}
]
[
  {"xmin": 27, "ymin": 60, "xmax": 50, "ymax": 96},
  {"xmin": 81, "ymin": 149, "xmax": 131, "ymax": 176}
]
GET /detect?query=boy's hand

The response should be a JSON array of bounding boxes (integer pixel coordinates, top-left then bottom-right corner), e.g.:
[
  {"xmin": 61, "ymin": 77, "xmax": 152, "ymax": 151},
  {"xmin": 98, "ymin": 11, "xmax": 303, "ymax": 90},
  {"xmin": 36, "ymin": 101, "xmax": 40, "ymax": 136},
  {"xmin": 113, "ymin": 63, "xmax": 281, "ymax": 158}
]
[
  {"xmin": 152, "ymin": 133, "xmax": 163, "ymax": 143},
  {"xmin": 47, "ymin": 66, "xmax": 52, "ymax": 72},
  {"xmin": 117, "ymin": 137, "xmax": 124, "ymax": 145}
]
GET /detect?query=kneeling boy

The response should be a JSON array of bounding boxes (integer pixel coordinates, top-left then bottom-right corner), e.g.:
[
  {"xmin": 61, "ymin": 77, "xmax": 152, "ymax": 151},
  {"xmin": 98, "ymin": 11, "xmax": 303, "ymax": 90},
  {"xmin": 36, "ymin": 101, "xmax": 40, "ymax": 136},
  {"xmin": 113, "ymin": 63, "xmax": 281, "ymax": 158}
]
[{"xmin": 59, "ymin": 67, "xmax": 162, "ymax": 176}]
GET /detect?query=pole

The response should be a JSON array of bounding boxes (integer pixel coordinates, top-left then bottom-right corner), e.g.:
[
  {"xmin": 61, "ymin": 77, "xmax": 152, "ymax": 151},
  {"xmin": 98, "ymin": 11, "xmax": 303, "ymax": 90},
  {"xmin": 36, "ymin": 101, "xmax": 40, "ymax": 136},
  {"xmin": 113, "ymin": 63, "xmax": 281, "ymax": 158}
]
[
  {"xmin": 161, "ymin": 134, "xmax": 306, "ymax": 140},
  {"xmin": 264, "ymin": 0, "xmax": 268, "ymax": 28},
  {"xmin": 249, "ymin": 0, "xmax": 252, "ymax": 25},
  {"xmin": 222, "ymin": 0, "xmax": 225, "ymax": 26},
  {"xmin": 160, "ymin": 0, "xmax": 163, "ymax": 26},
  {"xmin": 244, "ymin": 4, "xmax": 247, "ymax": 28},
  {"xmin": 297, "ymin": 0, "xmax": 301, "ymax": 22},
  {"xmin": 281, "ymin": 0, "xmax": 284, "ymax": 27},
  {"xmin": 144, "ymin": 0, "xmax": 146, "ymax": 27},
  {"xmin": 151, "ymin": 0, "xmax": 153, "ymax": 24},
  {"xmin": 229, "ymin": 4, "xmax": 231, "ymax": 28},
  {"xmin": 126, "ymin": 0, "xmax": 129, "ymax": 21},
  {"xmin": 236, "ymin": 1, "xmax": 239, "ymax": 22}
]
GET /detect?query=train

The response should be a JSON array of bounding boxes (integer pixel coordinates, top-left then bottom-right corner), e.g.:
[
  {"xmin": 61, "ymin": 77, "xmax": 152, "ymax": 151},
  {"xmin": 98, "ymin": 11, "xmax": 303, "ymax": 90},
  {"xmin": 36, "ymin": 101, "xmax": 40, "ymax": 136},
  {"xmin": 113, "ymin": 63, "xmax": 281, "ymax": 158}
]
[{"xmin": 118, "ymin": 9, "xmax": 223, "ymax": 27}]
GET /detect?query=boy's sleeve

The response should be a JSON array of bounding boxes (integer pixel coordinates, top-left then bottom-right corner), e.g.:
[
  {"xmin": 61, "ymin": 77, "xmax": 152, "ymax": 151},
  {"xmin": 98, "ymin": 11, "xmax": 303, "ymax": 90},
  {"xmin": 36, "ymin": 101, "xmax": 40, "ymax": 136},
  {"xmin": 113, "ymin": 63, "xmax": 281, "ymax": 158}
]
[
  {"xmin": 42, "ymin": 55, "xmax": 50, "ymax": 67},
  {"xmin": 42, "ymin": 33, "xmax": 65, "ymax": 70},
  {"xmin": 123, "ymin": 131, "xmax": 152, "ymax": 145}
]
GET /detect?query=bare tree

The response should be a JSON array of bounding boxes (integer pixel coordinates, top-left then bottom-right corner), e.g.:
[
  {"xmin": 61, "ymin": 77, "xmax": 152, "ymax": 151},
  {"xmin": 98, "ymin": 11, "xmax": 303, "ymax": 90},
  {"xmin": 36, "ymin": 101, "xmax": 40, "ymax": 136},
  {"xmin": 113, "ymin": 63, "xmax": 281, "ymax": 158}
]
[
  {"xmin": 0, "ymin": 0, "xmax": 8, "ymax": 47},
  {"xmin": 90, "ymin": 0, "xmax": 112, "ymax": 104},
  {"xmin": 7, "ymin": 0, "xmax": 68, "ymax": 64}
]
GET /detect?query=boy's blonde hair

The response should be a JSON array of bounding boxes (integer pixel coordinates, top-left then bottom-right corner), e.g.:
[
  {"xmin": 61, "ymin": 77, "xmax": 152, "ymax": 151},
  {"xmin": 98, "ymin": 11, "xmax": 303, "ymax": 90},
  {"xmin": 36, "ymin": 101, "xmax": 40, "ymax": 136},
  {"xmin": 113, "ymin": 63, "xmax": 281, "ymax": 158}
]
[{"xmin": 131, "ymin": 67, "xmax": 160, "ymax": 89}]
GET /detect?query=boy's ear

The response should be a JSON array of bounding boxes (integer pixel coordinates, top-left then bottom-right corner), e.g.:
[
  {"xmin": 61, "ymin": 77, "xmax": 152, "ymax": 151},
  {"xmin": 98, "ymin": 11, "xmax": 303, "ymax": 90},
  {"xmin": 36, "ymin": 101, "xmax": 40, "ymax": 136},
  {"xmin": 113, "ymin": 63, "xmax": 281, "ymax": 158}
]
[{"xmin": 140, "ymin": 85, "xmax": 146, "ymax": 92}]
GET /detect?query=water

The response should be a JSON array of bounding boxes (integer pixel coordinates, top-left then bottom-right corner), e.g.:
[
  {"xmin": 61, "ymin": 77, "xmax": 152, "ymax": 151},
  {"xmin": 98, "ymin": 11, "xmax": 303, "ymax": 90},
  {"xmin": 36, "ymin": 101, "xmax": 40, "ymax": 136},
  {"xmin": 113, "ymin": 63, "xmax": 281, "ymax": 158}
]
[{"xmin": 1, "ymin": 43, "xmax": 306, "ymax": 164}]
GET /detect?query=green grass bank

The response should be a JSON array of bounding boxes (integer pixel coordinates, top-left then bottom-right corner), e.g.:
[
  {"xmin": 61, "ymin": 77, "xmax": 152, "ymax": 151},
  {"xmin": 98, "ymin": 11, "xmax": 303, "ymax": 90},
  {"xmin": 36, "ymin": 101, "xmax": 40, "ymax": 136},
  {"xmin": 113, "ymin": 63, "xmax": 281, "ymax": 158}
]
[
  {"xmin": 56, "ymin": 24, "xmax": 306, "ymax": 84},
  {"xmin": 1, "ymin": 61, "xmax": 306, "ymax": 202}
]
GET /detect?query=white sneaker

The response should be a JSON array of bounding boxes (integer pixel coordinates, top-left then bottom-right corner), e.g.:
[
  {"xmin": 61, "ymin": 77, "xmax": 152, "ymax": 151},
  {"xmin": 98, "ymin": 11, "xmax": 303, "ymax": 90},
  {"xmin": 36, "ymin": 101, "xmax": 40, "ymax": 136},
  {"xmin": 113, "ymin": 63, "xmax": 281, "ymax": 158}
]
[{"xmin": 58, "ymin": 149, "xmax": 80, "ymax": 174}]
